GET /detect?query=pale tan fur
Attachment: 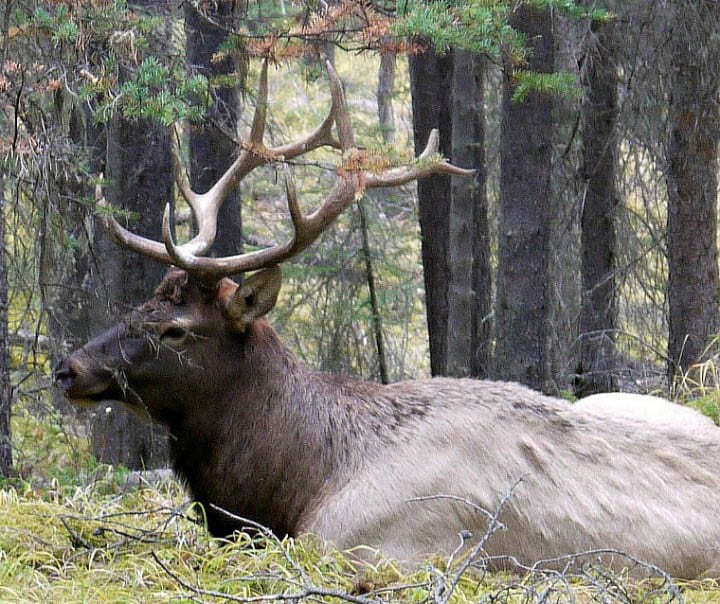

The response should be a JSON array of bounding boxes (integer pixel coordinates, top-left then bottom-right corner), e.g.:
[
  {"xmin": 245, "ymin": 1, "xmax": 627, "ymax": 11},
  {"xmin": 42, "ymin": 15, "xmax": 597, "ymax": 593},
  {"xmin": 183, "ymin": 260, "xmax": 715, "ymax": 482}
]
[
  {"xmin": 575, "ymin": 392, "xmax": 716, "ymax": 428},
  {"xmin": 301, "ymin": 381, "xmax": 720, "ymax": 578}
]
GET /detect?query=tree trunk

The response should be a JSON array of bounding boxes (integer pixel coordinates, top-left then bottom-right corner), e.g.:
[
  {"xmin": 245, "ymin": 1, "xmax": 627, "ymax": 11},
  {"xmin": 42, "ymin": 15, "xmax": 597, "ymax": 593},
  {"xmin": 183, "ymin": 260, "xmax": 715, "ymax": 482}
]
[
  {"xmin": 39, "ymin": 101, "xmax": 106, "ymax": 416},
  {"xmin": 0, "ymin": 175, "xmax": 12, "ymax": 477},
  {"xmin": 86, "ymin": 0, "xmax": 175, "ymax": 469},
  {"xmin": 185, "ymin": 2, "xmax": 244, "ymax": 258},
  {"xmin": 377, "ymin": 53, "xmax": 396, "ymax": 144},
  {"xmin": 576, "ymin": 19, "xmax": 619, "ymax": 397},
  {"xmin": 494, "ymin": 6, "xmax": 554, "ymax": 392},
  {"xmin": 447, "ymin": 50, "xmax": 491, "ymax": 378},
  {"xmin": 666, "ymin": 0, "xmax": 720, "ymax": 384},
  {"xmin": 0, "ymin": 0, "xmax": 11, "ymax": 477},
  {"xmin": 409, "ymin": 49, "xmax": 453, "ymax": 377},
  {"xmin": 89, "ymin": 110, "xmax": 172, "ymax": 470}
]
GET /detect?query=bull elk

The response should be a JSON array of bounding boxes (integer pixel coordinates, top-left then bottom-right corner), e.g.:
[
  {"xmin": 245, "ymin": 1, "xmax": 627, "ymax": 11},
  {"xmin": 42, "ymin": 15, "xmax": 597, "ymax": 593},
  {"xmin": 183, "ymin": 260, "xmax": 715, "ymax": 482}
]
[{"xmin": 54, "ymin": 62, "xmax": 720, "ymax": 579}]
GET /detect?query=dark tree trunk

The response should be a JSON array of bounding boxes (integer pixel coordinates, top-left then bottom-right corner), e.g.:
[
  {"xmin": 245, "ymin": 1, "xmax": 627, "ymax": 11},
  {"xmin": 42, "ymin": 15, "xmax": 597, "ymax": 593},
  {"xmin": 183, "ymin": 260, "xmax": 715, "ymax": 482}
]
[
  {"xmin": 576, "ymin": 20, "xmax": 619, "ymax": 397},
  {"xmin": 41, "ymin": 102, "xmax": 105, "ymax": 416},
  {"xmin": 0, "ymin": 175, "xmax": 12, "ymax": 477},
  {"xmin": 409, "ymin": 49, "xmax": 453, "ymax": 377},
  {"xmin": 666, "ymin": 0, "xmax": 720, "ymax": 384},
  {"xmin": 185, "ymin": 2, "xmax": 243, "ymax": 258},
  {"xmin": 89, "ymin": 111, "xmax": 172, "ymax": 469},
  {"xmin": 87, "ymin": 0, "xmax": 175, "ymax": 469},
  {"xmin": 447, "ymin": 50, "xmax": 491, "ymax": 378},
  {"xmin": 494, "ymin": 6, "xmax": 554, "ymax": 392}
]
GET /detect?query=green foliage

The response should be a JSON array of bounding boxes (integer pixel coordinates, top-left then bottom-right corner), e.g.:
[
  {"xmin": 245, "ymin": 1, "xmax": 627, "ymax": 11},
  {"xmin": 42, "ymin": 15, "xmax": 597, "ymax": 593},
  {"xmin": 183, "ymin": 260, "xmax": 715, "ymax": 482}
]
[
  {"xmin": 392, "ymin": 0, "xmax": 526, "ymax": 59},
  {"xmin": 393, "ymin": 0, "xmax": 609, "ymax": 56},
  {"xmin": 392, "ymin": 0, "xmax": 609, "ymax": 99},
  {"xmin": 511, "ymin": 70, "xmax": 582, "ymax": 102},
  {"xmin": 24, "ymin": 1, "xmax": 211, "ymax": 126},
  {"xmin": 693, "ymin": 396, "xmax": 720, "ymax": 424},
  {"xmin": 117, "ymin": 59, "xmax": 209, "ymax": 125}
]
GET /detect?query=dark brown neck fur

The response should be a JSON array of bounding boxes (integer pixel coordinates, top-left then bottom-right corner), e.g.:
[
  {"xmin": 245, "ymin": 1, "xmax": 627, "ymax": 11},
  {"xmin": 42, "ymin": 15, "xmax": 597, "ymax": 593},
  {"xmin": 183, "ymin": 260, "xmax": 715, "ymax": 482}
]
[{"xmin": 168, "ymin": 319, "xmax": 421, "ymax": 538}]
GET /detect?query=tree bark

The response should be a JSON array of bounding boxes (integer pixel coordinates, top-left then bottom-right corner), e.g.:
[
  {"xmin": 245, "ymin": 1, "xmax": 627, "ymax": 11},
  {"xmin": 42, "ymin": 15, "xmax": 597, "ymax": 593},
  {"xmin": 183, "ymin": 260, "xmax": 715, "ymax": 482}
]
[
  {"xmin": 0, "ymin": 175, "xmax": 12, "ymax": 477},
  {"xmin": 185, "ymin": 2, "xmax": 244, "ymax": 258},
  {"xmin": 409, "ymin": 49, "xmax": 453, "ymax": 377},
  {"xmin": 576, "ymin": 19, "xmax": 619, "ymax": 397},
  {"xmin": 666, "ymin": 0, "xmax": 720, "ymax": 384},
  {"xmin": 494, "ymin": 6, "xmax": 554, "ymax": 392},
  {"xmin": 447, "ymin": 50, "xmax": 491, "ymax": 378},
  {"xmin": 89, "ymin": 110, "xmax": 172, "ymax": 470},
  {"xmin": 377, "ymin": 53, "xmax": 396, "ymax": 144}
]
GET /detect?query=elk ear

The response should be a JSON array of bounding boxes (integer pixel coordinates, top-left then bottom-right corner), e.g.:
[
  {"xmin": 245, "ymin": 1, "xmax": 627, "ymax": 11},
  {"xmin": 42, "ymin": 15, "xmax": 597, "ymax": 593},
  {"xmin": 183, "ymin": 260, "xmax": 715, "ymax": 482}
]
[{"xmin": 225, "ymin": 267, "xmax": 282, "ymax": 331}]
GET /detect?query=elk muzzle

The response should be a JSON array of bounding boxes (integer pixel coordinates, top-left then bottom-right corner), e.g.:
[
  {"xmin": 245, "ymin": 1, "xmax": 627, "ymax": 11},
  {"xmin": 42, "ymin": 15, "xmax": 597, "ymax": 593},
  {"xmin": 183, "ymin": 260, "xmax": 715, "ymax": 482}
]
[
  {"xmin": 53, "ymin": 352, "xmax": 116, "ymax": 406},
  {"xmin": 53, "ymin": 322, "xmax": 140, "ymax": 407}
]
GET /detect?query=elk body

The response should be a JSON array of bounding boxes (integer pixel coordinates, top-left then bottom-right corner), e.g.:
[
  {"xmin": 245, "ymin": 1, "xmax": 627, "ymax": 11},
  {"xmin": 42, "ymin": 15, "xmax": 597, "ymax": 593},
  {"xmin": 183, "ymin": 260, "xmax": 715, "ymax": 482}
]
[{"xmin": 55, "ymin": 63, "xmax": 720, "ymax": 579}]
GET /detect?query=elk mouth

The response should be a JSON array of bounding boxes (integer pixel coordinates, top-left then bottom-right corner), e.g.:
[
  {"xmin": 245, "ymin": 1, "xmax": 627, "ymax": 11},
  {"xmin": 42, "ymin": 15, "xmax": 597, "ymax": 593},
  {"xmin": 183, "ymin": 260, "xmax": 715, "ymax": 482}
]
[{"xmin": 53, "ymin": 361, "xmax": 130, "ymax": 407}]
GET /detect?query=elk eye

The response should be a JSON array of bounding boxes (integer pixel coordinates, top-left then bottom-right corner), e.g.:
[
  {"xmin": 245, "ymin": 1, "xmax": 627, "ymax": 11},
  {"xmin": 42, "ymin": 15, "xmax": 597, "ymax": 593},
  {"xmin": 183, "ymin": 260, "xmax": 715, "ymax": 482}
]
[{"xmin": 160, "ymin": 326, "xmax": 188, "ymax": 342}]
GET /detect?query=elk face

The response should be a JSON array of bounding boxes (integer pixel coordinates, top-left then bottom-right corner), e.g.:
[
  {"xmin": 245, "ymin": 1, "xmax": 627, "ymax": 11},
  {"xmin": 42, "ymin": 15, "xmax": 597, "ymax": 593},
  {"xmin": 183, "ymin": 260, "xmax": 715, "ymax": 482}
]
[{"xmin": 54, "ymin": 268, "xmax": 281, "ymax": 422}]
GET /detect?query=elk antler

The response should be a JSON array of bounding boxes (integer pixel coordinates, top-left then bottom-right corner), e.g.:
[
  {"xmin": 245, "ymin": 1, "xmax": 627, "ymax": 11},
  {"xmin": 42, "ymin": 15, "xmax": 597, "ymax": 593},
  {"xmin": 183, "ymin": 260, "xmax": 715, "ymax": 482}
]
[{"xmin": 99, "ymin": 61, "xmax": 474, "ymax": 283}]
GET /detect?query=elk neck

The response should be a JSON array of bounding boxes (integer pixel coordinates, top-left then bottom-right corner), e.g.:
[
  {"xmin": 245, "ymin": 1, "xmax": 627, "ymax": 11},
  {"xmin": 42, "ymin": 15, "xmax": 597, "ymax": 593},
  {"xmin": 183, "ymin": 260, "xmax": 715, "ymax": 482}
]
[{"xmin": 166, "ymin": 316, "xmax": 419, "ymax": 538}]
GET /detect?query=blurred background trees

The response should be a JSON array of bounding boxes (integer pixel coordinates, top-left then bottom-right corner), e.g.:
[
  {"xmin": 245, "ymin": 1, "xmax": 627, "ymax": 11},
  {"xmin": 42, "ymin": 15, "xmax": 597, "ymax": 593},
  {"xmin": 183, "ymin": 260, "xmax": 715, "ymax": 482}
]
[{"xmin": 1, "ymin": 0, "xmax": 719, "ymax": 477}]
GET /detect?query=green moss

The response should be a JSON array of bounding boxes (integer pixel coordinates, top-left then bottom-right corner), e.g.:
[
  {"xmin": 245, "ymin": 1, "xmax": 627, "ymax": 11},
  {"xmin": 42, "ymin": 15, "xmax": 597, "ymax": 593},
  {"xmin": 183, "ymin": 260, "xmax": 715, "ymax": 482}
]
[{"xmin": 0, "ymin": 479, "xmax": 714, "ymax": 602}]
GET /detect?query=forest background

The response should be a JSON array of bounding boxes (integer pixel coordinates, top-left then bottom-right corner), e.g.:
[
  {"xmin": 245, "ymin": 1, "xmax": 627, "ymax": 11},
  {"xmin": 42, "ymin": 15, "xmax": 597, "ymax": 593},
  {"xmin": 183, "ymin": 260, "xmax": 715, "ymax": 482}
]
[
  {"xmin": 0, "ymin": 0, "xmax": 716, "ymax": 585},
  {"xmin": 0, "ymin": 0, "xmax": 718, "ymax": 600},
  {"xmin": 0, "ymin": 0, "xmax": 719, "ymax": 476}
]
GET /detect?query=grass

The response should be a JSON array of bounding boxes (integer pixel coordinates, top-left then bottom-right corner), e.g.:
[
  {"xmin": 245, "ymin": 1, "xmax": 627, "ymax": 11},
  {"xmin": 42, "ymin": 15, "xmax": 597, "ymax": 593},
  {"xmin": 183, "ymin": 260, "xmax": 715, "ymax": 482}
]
[{"xmin": 2, "ymin": 467, "xmax": 720, "ymax": 602}]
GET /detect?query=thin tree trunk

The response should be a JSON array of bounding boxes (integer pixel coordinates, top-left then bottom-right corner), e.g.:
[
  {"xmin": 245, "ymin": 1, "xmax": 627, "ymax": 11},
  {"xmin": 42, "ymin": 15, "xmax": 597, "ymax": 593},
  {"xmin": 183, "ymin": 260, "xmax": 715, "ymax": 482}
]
[
  {"xmin": 355, "ymin": 52, "xmax": 399, "ymax": 384},
  {"xmin": 0, "ymin": 175, "xmax": 12, "ymax": 477},
  {"xmin": 377, "ymin": 53, "xmax": 396, "ymax": 144},
  {"xmin": 666, "ymin": 0, "xmax": 720, "ymax": 385},
  {"xmin": 409, "ymin": 49, "xmax": 453, "ymax": 377},
  {"xmin": 0, "ymin": 0, "xmax": 13, "ymax": 477},
  {"xmin": 576, "ymin": 19, "xmax": 619, "ymax": 397},
  {"xmin": 357, "ymin": 200, "xmax": 388, "ymax": 383},
  {"xmin": 447, "ymin": 50, "xmax": 491, "ymax": 378},
  {"xmin": 495, "ymin": 6, "xmax": 554, "ymax": 392}
]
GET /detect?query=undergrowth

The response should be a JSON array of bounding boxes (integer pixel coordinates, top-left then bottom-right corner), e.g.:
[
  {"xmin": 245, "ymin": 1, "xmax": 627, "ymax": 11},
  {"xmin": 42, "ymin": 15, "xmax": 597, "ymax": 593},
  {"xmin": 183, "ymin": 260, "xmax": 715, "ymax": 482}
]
[{"xmin": 1, "ymin": 469, "xmax": 719, "ymax": 603}]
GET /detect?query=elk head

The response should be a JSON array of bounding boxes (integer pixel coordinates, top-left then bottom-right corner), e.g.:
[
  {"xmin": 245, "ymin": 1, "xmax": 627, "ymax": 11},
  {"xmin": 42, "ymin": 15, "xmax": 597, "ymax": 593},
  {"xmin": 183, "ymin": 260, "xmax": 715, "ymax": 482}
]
[{"xmin": 54, "ymin": 60, "xmax": 473, "ymax": 426}]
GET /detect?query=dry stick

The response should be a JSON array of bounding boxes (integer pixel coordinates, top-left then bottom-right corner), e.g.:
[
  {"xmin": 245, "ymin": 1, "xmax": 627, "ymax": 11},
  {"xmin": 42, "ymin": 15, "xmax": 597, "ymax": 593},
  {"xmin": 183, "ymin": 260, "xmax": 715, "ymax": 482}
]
[
  {"xmin": 207, "ymin": 504, "xmax": 382, "ymax": 604},
  {"xmin": 437, "ymin": 476, "xmax": 526, "ymax": 604},
  {"xmin": 59, "ymin": 515, "xmax": 92, "ymax": 550},
  {"xmin": 152, "ymin": 548, "xmax": 381, "ymax": 604}
]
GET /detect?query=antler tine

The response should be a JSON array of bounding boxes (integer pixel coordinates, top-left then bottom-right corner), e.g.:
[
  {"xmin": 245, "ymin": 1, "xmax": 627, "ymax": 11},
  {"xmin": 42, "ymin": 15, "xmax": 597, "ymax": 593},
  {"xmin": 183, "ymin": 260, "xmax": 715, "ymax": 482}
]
[
  {"xmin": 100, "ymin": 61, "xmax": 474, "ymax": 284},
  {"xmin": 365, "ymin": 129, "xmax": 476, "ymax": 187},
  {"xmin": 272, "ymin": 62, "xmax": 340, "ymax": 158},
  {"xmin": 96, "ymin": 183, "xmax": 173, "ymax": 264},
  {"xmin": 169, "ymin": 61, "xmax": 270, "ymax": 258},
  {"xmin": 249, "ymin": 60, "xmax": 268, "ymax": 143},
  {"xmin": 326, "ymin": 60, "xmax": 355, "ymax": 151}
]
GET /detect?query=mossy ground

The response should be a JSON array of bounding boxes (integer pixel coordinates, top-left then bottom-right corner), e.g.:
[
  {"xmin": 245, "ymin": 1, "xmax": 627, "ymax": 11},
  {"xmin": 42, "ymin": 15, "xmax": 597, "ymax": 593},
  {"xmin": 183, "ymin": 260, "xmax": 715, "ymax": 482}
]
[{"xmin": 1, "ymin": 471, "xmax": 720, "ymax": 603}]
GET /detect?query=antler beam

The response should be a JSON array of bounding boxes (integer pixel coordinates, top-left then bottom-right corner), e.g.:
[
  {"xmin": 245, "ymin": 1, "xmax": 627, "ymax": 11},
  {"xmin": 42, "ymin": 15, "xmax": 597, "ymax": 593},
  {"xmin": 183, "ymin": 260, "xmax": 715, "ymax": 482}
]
[{"xmin": 99, "ymin": 61, "xmax": 474, "ymax": 283}]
